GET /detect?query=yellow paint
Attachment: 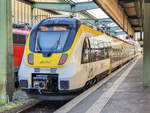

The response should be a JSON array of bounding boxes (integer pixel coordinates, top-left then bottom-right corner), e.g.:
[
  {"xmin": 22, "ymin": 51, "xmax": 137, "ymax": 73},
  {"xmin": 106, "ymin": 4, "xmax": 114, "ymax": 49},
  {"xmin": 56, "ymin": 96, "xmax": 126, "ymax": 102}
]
[
  {"xmin": 108, "ymin": 63, "xmax": 112, "ymax": 74},
  {"xmin": 25, "ymin": 24, "xmax": 102, "ymax": 68},
  {"xmin": 24, "ymin": 22, "xmax": 134, "ymax": 71}
]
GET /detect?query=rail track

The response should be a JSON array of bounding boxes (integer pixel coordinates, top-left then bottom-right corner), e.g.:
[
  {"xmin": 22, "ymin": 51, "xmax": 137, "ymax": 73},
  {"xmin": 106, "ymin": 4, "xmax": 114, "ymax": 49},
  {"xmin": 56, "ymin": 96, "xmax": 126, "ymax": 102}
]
[
  {"xmin": 20, "ymin": 101, "xmax": 68, "ymax": 113},
  {"xmin": 6, "ymin": 100, "xmax": 68, "ymax": 113}
]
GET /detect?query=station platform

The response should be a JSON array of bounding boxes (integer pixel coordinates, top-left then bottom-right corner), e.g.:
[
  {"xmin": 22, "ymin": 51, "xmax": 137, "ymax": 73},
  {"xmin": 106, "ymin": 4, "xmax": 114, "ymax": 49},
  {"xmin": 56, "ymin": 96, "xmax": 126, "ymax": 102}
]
[{"xmin": 55, "ymin": 56, "xmax": 150, "ymax": 113}]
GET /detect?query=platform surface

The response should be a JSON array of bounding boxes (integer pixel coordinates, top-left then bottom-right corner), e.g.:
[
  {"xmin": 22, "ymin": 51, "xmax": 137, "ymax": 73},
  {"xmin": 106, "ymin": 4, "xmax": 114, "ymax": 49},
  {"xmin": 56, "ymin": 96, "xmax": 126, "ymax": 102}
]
[{"xmin": 56, "ymin": 57, "xmax": 150, "ymax": 113}]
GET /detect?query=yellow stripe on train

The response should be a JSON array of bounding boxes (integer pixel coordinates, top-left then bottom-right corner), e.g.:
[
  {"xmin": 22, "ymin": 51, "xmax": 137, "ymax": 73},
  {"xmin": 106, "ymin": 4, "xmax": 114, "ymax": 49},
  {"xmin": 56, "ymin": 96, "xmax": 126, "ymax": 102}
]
[{"xmin": 25, "ymin": 24, "xmax": 103, "ymax": 68}]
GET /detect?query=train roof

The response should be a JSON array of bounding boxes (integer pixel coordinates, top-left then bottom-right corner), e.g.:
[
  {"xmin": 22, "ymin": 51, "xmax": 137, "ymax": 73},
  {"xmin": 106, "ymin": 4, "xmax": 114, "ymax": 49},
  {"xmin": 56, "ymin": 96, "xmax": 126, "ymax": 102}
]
[
  {"xmin": 34, "ymin": 17, "xmax": 79, "ymax": 29},
  {"xmin": 35, "ymin": 17, "xmax": 135, "ymax": 46}
]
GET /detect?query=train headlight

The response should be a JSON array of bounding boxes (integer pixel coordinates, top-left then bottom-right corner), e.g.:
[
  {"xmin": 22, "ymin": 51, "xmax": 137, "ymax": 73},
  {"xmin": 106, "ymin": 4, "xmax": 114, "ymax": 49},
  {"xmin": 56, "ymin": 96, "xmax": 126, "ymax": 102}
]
[
  {"xmin": 28, "ymin": 54, "xmax": 34, "ymax": 65},
  {"xmin": 59, "ymin": 54, "xmax": 68, "ymax": 65}
]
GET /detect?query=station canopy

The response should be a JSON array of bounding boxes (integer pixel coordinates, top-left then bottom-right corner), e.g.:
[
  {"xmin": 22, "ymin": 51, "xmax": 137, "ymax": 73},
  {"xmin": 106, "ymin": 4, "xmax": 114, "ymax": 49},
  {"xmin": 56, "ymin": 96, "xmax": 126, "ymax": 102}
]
[
  {"xmin": 70, "ymin": 0, "xmax": 128, "ymax": 39},
  {"xmin": 25, "ymin": 0, "xmax": 135, "ymax": 40}
]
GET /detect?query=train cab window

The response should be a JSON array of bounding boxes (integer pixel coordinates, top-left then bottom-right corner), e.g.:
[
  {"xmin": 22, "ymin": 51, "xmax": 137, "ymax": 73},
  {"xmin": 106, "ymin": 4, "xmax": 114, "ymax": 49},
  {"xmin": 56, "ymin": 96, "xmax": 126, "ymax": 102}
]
[
  {"xmin": 13, "ymin": 33, "xmax": 26, "ymax": 45},
  {"xmin": 81, "ymin": 38, "xmax": 90, "ymax": 63}
]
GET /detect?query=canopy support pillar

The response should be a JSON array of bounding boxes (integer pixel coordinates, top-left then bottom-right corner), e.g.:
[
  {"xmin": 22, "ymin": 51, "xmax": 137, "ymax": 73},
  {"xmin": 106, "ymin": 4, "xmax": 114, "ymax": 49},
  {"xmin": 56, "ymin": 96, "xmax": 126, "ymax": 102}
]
[{"xmin": 0, "ymin": 0, "xmax": 14, "ymax": 104}]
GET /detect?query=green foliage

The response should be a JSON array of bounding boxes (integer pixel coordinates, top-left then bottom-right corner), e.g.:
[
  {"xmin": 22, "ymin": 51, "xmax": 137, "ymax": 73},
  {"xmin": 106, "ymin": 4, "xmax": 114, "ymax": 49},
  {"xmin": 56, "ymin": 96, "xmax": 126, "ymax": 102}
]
[{"xmin": 0, "ymin": 99, "xmax": 36, "ymax": 112}]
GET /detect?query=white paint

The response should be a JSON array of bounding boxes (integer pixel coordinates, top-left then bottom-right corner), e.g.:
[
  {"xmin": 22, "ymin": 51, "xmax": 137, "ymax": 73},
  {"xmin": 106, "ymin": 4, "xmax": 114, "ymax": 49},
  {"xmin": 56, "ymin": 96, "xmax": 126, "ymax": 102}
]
[
  {"xmin": 54, "ymin": 59, "xmax": 136, "ymax": 113},
  {"xmin": 85, "ymin": 59, "xmax": 138, "ymax": 113}
]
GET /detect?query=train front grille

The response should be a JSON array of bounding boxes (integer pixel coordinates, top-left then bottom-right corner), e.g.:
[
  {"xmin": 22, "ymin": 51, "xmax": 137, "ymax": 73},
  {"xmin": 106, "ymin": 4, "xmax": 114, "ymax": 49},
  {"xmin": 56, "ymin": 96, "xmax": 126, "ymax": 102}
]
[{"xmin": 32, "ymin": 73, "xmax": 58, "ymax": 92}]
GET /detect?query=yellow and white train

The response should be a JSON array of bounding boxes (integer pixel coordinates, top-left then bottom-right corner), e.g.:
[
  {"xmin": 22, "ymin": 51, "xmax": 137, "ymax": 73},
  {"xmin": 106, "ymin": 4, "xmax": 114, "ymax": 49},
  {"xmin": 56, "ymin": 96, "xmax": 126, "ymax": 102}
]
[{"xmin": 18, "ymin": 17, "xmax": 137, "ymax": 100}]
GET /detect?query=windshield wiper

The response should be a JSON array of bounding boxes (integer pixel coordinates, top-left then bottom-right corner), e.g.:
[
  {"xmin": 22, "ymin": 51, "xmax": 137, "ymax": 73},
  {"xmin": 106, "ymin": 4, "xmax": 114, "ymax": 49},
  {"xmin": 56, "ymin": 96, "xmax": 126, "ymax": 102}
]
[
  {"xmin": 56, "ymin": 34, "xmax": 61, "ymax": 49},
  {"xmin": 44, "ymin": 34, "xmax": 61, "ymax": 53}
]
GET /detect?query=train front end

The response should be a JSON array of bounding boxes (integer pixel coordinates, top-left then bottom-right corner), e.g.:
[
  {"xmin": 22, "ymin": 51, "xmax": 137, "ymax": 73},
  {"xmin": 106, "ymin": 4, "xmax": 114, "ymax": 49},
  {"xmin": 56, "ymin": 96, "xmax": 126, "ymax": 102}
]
[{"xmin": 18, "ymin": 17, "xmax": 81, "ymax": 99}]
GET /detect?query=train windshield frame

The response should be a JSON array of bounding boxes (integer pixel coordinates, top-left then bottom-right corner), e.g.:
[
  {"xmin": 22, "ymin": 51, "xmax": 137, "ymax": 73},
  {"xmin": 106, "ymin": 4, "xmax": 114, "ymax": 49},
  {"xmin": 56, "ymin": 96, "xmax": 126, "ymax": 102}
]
[
  {"xmin": 29, "ymin": 18, "xmax": 80, "ymax": 53},
  {"xmin": 35, "ymin": 25, "xmax": 70, "ymax": 53}
]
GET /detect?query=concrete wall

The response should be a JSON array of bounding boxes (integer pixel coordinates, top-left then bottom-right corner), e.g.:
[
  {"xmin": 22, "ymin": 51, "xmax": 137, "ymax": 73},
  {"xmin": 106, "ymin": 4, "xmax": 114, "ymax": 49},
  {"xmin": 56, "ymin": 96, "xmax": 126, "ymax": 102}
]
[
  {"xmin": 12, "ymin": 0, "xmax": 54, "ymax": 25},
  {"xmin": 11, "ymin": 0, "xmax": 93, "ymax": 26}
]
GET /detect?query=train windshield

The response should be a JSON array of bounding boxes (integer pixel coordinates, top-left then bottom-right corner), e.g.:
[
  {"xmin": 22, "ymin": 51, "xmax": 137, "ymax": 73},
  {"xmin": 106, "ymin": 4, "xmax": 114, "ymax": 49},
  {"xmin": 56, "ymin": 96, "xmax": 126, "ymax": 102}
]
[{"xmin": 35, "ymin": 26, "xmax": 70, "ymax": 53}]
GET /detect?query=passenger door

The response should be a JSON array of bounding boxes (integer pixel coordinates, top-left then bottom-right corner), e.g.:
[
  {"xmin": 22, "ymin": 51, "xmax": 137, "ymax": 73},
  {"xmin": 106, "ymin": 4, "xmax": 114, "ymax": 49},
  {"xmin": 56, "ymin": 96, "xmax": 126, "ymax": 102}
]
[{"xmin": 81, "ymin": 37, "xmax": 92, "ymax": 79}]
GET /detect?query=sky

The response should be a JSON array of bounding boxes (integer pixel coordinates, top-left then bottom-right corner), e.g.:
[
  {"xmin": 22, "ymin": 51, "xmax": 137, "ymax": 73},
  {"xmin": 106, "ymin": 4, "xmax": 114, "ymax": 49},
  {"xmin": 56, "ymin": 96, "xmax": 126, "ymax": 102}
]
[
  {"xmin": 71, "ymin": 0, "xmax": 109, "ymax": 19},
  {"xmin": 87, "ymin": 9, "xmax": 109, "ymax": 19},
  {"xmin": 68, "ymin": 0, "xmax": 142, "ymax": 43},
  {"xmin": 70, "ymin": 0, "xmax": 128, "ymax": 38}
]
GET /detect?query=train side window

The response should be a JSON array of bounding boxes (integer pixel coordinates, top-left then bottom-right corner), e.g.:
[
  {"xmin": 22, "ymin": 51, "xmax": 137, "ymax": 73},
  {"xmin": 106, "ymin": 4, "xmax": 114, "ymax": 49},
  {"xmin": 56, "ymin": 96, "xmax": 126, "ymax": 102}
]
[
  {"xmin": 90, "ymin": 40, "xmax": 106, "ymax": 61},
  {"xmin": 104, "ymin": 42, "xmax": 109, "ymax": 59},
  {"xmin": 81, "ymin": 38, "xmax": 90, "ymax": 63},
  {"xmin": 13, "ymin": 33, "xmax": 26, "ymax": 45},
  {"xmin": 98, "ymin": 42, "xmax": 105, "ymax": 60}
]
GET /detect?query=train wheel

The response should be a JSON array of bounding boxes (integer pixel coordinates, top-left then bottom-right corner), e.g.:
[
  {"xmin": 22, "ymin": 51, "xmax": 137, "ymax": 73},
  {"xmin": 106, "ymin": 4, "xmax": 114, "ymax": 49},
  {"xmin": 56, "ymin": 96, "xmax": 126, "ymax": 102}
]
[
  {"xmin": 94, "ymin": 77, "xmax": 98, "ymax": 84},
  {"xmin": 83, "ymin": 81, "xmax": 91, "ymax": 91}
]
